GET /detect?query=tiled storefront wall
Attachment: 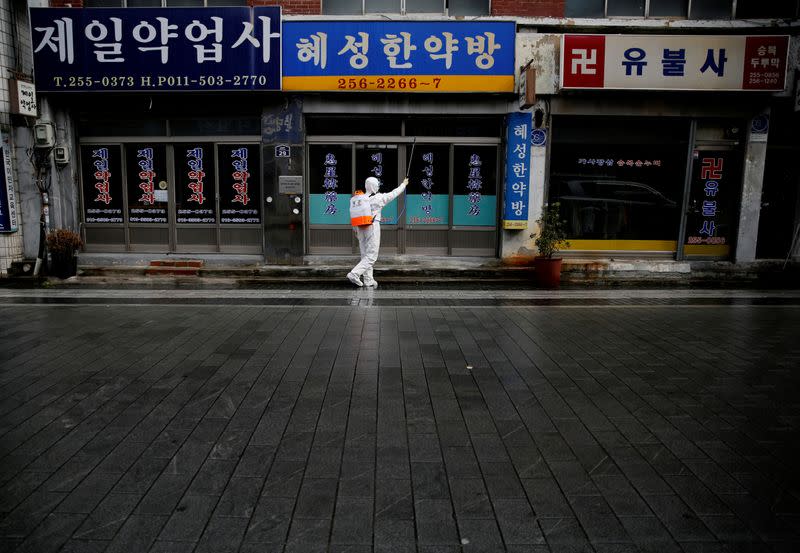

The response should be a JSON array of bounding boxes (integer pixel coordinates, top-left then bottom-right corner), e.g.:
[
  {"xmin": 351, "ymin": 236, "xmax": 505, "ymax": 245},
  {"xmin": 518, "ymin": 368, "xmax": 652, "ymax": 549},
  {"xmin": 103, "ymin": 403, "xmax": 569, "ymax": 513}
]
[{"xmin": 0, "ymin": 0, "xmax": 30, "ymax": 274}]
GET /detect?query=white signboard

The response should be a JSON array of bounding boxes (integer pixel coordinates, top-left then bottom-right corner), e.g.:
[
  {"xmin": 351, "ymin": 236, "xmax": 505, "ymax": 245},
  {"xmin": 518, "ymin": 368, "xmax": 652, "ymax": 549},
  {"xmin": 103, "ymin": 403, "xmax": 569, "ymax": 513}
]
[
  {"xmin": 561, "ymin": 35, "xmax": 790, "ymax": 92},
  {"xmin": 14, "ymin": 80, "xmax": 37, "ymax": 117}
]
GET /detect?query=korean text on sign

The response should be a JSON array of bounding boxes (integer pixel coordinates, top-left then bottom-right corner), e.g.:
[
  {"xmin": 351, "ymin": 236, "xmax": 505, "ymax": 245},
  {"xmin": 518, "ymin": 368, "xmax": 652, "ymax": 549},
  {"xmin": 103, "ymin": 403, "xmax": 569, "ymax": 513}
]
[
  {"xmin": 283, "ymin": 21, "xmax": 515, "ymax": 92},
  {"xmin": 561, "ymin": 34, "xmax": 789, "ymax": 91},
  {"xmin": 30, "ymin": 7, "xmax": 281, "ymax": 91},
  {"xmin": 502, "ymin": 112, "xmax": 532, "ymax": 230}
]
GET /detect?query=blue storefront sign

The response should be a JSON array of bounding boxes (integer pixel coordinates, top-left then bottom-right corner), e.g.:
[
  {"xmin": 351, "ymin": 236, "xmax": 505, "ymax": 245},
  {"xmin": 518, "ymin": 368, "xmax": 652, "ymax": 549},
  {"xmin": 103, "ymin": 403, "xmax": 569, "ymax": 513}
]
[
  {"xmin": 502, "ymin": 112, "xmax": 532, "ymax": 230},
  {"xmin": 30, "ymin": 7, "xmax": 281, "ymax": 92},
  {"xmin": 282, "ymin": 21, "xmax": 515, "ymax": 93}
]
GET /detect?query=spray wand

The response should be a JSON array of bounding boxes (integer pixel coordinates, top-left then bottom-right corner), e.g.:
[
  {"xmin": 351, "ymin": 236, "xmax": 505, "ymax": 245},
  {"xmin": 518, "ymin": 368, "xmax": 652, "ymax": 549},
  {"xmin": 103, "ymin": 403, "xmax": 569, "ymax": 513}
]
[{"xmin": 393, "ymin": 137, "xmax": 416, "ymax": 223}]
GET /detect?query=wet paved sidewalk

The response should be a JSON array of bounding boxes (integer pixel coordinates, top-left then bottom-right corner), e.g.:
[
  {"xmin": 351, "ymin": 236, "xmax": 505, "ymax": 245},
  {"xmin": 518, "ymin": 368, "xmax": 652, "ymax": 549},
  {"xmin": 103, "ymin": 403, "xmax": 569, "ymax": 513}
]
[{"xmin": 1, "ymin": 288, "xmax": 799, "ymax": 553}]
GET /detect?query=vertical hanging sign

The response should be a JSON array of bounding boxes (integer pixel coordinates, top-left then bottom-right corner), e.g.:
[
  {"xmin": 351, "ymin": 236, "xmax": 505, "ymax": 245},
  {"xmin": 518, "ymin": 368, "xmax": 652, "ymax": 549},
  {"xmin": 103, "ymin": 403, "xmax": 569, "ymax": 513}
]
[
  {"xmin": 502, "ymin": 112, "xmax": 531, "ymax": 230},
  {"xmin": 0, "ymin": 132, "xmax": 19, "ymax": 232}
]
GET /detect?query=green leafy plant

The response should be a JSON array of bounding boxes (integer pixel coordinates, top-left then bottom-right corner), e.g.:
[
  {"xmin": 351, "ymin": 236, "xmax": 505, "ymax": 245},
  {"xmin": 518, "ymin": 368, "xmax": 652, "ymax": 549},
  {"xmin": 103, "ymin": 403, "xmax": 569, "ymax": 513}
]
[
  {"xmin": 46, "ymin": 228, "xmax": 83, "ymax": 255},
  {"xmin": 531, "ymin": 202, "xmax": 570, "ymax": 259}
]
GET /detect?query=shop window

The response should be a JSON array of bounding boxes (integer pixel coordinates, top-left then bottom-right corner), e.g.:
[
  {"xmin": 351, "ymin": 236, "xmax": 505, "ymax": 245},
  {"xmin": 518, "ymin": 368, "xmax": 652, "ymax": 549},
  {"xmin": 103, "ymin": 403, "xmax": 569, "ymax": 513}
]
[
  {"xmin": 218, "ymin": 144, "xmax": 261, "ymax": 225},
  {"xmin": 85, "ymin": 0, "xmax": 247, "ymax": 5},
  {"xmin": 449, "ymin": 0, "xmax": 488, "ymax": 15},
  {"xmin": 175, "ymin": 143, "xmax": 217, "ymax": 224},
  {"xmin": 308, "ymin": 144, "xmax": 353, "ymax": 226},
  {"xmin": 736, "ymin": 0, "xmax": 799, "ymax": 18},
  {"xmin": 453, "ymin": 146, "xmax": 497, "ymax": 227},
  {"xmin": 650, "ymin": 0, "xmax": 688, "ymax": 16},
  {"xmin": 307, "ymin": 117, "xmax": 402, "ymax": 136},
  {"xmin": 565, "ymin": 0, "xmax": 604, "ymax": 17},
  {"xmin": 322, "ymin": 0, "xmax": 486, "ymax": 14},
  {"xmin": 126, "ymin": 144, "xmax": 169, "ymax": 224},
  {"xmin": 548, "ymin": 117, "xmax": 689, "ymax": 244},
  {"xmin": 406, "ymin": 144, "xmax": 450, "ymax": 226},
  {"xmin": 689, "ymin": 0, "xmax": 733, "ymax": 19},
  {"xmin": 406, "ymin": 117, "xmax": 501, "ymax": 138},
  {"xmin": 79, "ymin": 119, "xmax": 167, "ymax": 137},
  {"xmin": 80, "ymin": 145, "xmax": 124, "ymax": 225},
  {"xmin": 607, "ymin": 0, "xmax": 644, "ymax": 16},
  {"xmin": 565, "ymin": 0, "xmax": 707, "ymax": 17},
  {"xmin": 170, "ymin": 117, "xmax": 261, "ymax": 136}
]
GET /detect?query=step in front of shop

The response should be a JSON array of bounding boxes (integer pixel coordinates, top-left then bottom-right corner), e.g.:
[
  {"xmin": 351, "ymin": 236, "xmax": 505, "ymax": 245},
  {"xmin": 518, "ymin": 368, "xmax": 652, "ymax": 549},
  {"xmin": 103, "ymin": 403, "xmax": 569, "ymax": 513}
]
[{"xmin": 144, "ymin": 259, "xmax": 205, "ymax": 277}]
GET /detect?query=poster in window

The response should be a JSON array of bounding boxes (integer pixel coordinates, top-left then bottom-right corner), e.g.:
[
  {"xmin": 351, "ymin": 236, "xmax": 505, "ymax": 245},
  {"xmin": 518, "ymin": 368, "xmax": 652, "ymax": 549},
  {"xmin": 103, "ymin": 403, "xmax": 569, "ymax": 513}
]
[
  {"xmin": 454, "ymin": 146, "xmax": 497, "ymax": 227},
  {"xmin": 406, "ymin": 144, "xmax": 450, "ymax": 226},
  {"xmin": 548, "ymin": 143, "xmax": 684, "ymax": 241},
  {"xmin": 684, "ymin": 149, "xmax": 742, "ymax": 256},
  {"xmin": 175, "ymin": 143, "xmax": 216, "ymax": 224},
  {"xmin": 219, "ymin": 144, "xmax": 261, "ymax": 224},
  {"xmin": 309, "ymin": 144, "xmax": 352, "ymax": 225},
  {"xmin": 356, "ymin": 145, "xmax": 398, "ymax": 225},
  {"xmin": 81, "ymin": 145, "xmax": 123, "ymax": 224},
  {"xmin": 126, "ymin": 144, "xmax": 168, "ymax": 224}
]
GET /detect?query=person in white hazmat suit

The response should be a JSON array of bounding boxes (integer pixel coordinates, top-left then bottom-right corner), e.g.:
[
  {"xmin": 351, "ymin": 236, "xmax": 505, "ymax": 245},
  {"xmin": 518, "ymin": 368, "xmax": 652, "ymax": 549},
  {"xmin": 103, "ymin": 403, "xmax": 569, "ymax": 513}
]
[{"xmin": 347, "ymin": 176, "xmax": 408, "ymax": 287}]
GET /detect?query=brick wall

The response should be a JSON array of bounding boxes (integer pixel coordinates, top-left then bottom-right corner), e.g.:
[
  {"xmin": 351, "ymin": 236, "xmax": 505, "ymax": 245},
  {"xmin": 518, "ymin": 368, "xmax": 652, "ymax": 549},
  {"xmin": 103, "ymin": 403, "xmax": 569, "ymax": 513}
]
[
  {"xmin": 251, "ymin": 0, "xmax": 321, "ymax": 14},
  {"xmin": 492, "ymin": 0, "xmax": 564, "ymax": 17}
]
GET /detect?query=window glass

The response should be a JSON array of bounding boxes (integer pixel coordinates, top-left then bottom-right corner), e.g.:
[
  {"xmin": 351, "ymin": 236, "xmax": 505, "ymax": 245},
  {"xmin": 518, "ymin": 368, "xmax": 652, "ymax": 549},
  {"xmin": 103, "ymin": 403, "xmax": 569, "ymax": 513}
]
[
  {"xmin": 453, "ymin": 146, "xmax": 497, "ymax": 227},
  {"xmin": 78, "ymin": 119, "xmax": 167, "ymax": 137},
  {"xmin": 684, "ymin": 149, "xmax": 742, "ymax": 252},
  {"xmin": 548, "ymin": 117, "xmax": 688, "ymax": 242},
  {"xmin": 165, "ymin": 0, "xmax": 203, "ymax": 6},
  {"xmin": 170, "ymin": 118, "xmax": 260, "ymax": 137},
  {"xmin": 448, "ymin": 0, "xmax": 487, "ymax": 14},
  {"xmin": 649, "ymin": 0, "xmax": 688, "ymax": 16},
  {"xmin": 607, "ymin": 0, "xmax": 645, "ymax": 16},
  {"xmin": 126, "ymin": 144, "xmax": 169, "ymax": 224},
  {"xmin": 307, "ymin": 117, "xmax": 402, "ymax": 136},
  {"xmin": 309, "ymin": 145, "xmax": 353, "ymax": 225},
  {"xmin": 407, "ymin": 0, "xmax": 444, "ymax": 12},
  {"xmin": 175, "ymin": 143, "xmax": 217, "ymax": 224},
  {"xmin": 356, "ymin": 145, "xmax": 399, "ymax": 224},
  {"xmin": 126, "ymin": 0, "xmax": 161, "ymax": 5},
  {"xmin": 406, "ymin": 144, "xmax": 450, "ymax": 226},
  {"xmin": 81, "ymin": 145, "xmax": 123, "ymax": 224},
  {"xmin": 690, "ymin": 0, "xmax": 733, "ymax": 19},
  {"xmin": 84, "ymin": 0, "xmax": 123, "ymax": 6},
  {"xmin": 736, "ymin": 0, "xmax": 798, "ymax": 18},
  {"xmin": 206, "ymin": 0, "xmax": 248, "ymax": 5},
  {"xmin": 323, "ymin": 0, "xmax": 363, "ymax": 14},
  {"xmin": 564, "ymin": 0, "xmax": 605, "ymax": 16},
  {"xmin": 365, "ymin": 0, "xmax": 401, "ymax": 12},
  {"xmin": 218, "ymin": 144, "xmax": 261, "ymax": 225},
  {"xmin": 405, "ymin": 117, "xmax": 501, "ymax": 137}
]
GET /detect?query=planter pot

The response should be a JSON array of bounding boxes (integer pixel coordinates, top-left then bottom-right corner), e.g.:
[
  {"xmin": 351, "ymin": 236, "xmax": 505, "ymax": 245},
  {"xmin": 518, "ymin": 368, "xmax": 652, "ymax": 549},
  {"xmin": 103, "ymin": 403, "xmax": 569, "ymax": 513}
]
[
  {"xmin": 50, "ymin": 253, "xmax": 78, "ymax": 279},
  {"xmin": 534, "ymin": 257, "xmax": 563, "ymax": 289}
]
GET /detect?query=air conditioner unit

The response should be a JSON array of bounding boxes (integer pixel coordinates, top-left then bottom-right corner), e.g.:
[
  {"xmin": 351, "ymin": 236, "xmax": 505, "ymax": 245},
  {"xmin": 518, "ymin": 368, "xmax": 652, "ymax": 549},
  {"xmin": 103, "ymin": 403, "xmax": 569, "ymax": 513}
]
[{"xmin": 33, "ymin": 122, "xmax": 55, "ymax": 148}]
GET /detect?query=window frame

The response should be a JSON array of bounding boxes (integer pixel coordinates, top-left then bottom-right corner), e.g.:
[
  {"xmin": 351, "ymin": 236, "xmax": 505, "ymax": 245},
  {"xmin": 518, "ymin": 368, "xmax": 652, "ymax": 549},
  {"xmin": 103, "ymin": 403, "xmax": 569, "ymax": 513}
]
[
  {"xmin": 85, "ymin": 0, "xmax": 250, "ymax": 7},
  {"xmin": 321, "ymin": 0, "xmax": 491, "ymax": 16},
  {"xmin": 571, "ymin": 0, "xmax": 737, "ymax": 18}
]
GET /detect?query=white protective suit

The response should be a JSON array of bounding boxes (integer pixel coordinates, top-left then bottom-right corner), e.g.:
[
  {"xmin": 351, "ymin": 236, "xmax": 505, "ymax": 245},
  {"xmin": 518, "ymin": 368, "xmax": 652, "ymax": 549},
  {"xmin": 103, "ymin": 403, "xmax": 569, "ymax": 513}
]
[{"xmin": 348, "ymin": 176, "xmax": 408, "ymax": 287}]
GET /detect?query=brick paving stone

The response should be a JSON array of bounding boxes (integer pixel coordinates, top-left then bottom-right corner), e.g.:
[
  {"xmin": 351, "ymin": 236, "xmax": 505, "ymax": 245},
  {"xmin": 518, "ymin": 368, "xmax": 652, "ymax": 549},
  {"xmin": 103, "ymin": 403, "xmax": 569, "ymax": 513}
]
[{"xmin": 0, "ymin": 299, "xmax": 798, "ymax": 553}]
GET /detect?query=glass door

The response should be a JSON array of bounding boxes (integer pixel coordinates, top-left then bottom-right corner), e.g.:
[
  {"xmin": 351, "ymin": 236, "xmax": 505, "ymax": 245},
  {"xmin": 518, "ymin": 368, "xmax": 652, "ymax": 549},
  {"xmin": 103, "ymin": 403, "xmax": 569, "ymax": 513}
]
[{"xmin": 356, "ymin": 144, "xmax": 400, "ymax": 254}]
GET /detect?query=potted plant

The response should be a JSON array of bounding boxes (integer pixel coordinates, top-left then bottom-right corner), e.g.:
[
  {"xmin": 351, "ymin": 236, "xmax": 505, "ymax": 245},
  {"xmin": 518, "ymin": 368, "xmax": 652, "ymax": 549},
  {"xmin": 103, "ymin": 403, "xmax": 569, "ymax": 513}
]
[
  {"xmin": 46, "ymin": 228, "xmax": 83, "ymax": 279},
  {"xmin": 531, "ymin": 202, "xmax": 570, "ymax": 288}
]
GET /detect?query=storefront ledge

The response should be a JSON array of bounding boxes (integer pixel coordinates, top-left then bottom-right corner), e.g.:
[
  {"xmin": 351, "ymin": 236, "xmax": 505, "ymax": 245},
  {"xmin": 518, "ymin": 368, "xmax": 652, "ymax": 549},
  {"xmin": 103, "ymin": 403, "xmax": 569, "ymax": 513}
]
[{"xmin": 562, "ymin": 259, "xmax": 692, "ymax": 274}]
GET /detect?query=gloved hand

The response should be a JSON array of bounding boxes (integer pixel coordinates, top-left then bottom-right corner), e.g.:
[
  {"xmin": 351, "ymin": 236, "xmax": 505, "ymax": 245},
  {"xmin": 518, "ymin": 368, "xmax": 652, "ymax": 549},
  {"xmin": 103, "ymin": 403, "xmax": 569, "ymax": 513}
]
[{"xmin": 401, "ymin": 178, "xmax": 409, "ymax": 188}]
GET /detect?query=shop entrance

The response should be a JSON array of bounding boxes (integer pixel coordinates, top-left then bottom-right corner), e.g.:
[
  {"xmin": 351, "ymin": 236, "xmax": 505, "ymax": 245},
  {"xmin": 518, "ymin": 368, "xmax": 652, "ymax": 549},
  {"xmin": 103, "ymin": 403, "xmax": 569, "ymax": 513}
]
[
  {"xmin": 80, "ymin": 140, "xmax": 262, "ymax": 254},
  {"xmin": 307, "ymin": 138, "xmax": 500, "ymax": 257}
]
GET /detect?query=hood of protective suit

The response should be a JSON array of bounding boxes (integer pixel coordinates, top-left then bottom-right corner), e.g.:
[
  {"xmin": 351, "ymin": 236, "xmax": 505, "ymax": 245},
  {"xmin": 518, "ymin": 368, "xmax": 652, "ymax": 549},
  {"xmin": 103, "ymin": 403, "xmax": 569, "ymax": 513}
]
[{"xmin": 365, "ymin": 177, "xmax": 380, "ymax": 195}]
